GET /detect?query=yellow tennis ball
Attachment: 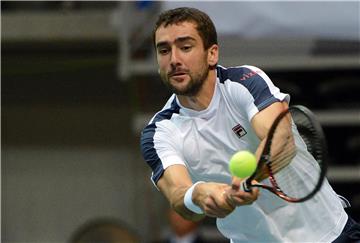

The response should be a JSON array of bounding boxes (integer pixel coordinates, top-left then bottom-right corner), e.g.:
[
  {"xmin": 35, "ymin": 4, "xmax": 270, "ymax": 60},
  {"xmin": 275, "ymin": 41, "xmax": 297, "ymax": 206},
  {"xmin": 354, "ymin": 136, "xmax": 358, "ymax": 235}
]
[{"xmin": 229, "ymin": 150, "xmax": 257, "ymax": 178}]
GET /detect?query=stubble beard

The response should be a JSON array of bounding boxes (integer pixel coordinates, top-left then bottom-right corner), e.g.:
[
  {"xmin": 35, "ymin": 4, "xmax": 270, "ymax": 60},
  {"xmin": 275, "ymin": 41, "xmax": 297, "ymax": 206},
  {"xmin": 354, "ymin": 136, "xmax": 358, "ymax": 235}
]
[{"xmin": 161, "ymin": 64, "xmax": 210, "ymax": 97}]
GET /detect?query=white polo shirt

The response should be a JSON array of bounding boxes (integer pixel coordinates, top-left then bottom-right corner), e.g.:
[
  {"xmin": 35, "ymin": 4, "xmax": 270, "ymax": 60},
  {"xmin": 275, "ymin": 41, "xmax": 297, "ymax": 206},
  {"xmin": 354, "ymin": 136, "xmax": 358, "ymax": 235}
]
[{"xmin": 141, "ymin": 65, "xmax": 347, "ymax": 242}]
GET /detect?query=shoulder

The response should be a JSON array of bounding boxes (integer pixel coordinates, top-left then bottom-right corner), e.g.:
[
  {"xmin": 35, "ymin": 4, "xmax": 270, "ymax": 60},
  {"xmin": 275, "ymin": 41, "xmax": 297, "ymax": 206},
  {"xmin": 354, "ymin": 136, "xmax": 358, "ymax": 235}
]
[
  {"xmin": 217, "ymin": 64, "xmax": 270, "ymax": 87},
  {"xmin": 216, "ymin": 64, "xmax": 283, "ymax": 100},
  {"xmin": 216, "ymin": 64, "xmax": 289, "ymax": 118},
  {"xmin": 216, "ymin": 64, "xmax": 274, "ymax": 101}
]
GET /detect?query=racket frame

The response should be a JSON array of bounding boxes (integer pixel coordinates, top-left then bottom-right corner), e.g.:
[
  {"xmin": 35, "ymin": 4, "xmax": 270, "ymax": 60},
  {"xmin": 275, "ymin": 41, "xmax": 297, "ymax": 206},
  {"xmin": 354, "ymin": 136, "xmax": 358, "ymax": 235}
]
[{"xmin": 242, "ymin": 105, "xmax": 327, "ymax": 203}]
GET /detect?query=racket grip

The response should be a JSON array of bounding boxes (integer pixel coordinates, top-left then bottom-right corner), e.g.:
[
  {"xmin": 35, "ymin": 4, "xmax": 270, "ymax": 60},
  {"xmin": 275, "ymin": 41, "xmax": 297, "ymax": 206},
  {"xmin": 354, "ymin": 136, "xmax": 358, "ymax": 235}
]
[{"xmin": 240, "ymin": 180, "xmax": 252, "ymax": 192}]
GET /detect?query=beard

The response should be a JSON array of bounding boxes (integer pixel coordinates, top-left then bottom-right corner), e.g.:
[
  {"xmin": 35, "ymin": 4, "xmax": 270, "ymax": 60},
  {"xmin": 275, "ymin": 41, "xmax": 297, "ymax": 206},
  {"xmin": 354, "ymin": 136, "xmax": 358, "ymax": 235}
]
[{"xmin": 160, "ymin": 64, "xmax": 210, "ymax": 96}]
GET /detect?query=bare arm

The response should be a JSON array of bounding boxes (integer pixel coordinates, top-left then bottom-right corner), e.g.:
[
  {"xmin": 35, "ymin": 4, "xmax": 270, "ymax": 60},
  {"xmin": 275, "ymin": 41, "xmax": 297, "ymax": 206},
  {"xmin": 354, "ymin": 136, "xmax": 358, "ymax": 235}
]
[
  {"xmin": 157, "ymin": 164, "xmax": 254, "ymax": 220},
  {"xmin": 251, "ymin": 101, "xmax": 290, "ymax": 156},
  {"xmin": 156, "ymin": 164, "xmax": 202, "ymax": 220}
]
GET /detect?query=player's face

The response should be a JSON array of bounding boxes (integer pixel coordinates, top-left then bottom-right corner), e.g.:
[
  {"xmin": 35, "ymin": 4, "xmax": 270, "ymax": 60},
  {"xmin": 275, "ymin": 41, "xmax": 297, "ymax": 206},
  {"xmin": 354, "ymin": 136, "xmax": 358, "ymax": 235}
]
[{"xmin": 155, "ymin": 22, "xmax": 217, "ymax": 96}]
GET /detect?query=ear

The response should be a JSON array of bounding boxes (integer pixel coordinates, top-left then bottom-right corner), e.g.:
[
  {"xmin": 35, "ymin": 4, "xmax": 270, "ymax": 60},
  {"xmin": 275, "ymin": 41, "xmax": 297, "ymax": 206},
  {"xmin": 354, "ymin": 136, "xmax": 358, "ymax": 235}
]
[{"xmin": 207, "ymin": 44, "xmax": 219, "ymax": 66}]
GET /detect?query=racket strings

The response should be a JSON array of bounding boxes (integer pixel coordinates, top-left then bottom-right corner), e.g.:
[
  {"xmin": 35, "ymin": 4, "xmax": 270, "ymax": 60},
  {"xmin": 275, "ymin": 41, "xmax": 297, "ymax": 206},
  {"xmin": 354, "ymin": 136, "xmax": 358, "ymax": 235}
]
[
  {"xmin": 255, "ymin": 137, "xmax": 296, "ymax": 181},
  {"xmin": 271, "ymin": 106, "xmax": 327, "ymax": 200},
  {"xmin": 256, "ymin": 117, "xmax": 297, "ymax": 182},
  {"xmin": 292, "ymin": 109, "xmax": 324, "ymax": 162},
  {"xmin": 255, "ymin": 110, "xmax": 306, "ymax": 198},
  {"xmin": 248, "ymin": 106, "xmax": 326, "ymax": 202},
  {"xmin": 270, "ymin": 133, "xmax": 317, "ymax": 198},
  {"xmin": 272, "ymin": 163, "xmax": 308, "ymax": 198},
  {"xmin": 269, "ymin": 133, "xmax": 296, "ymax": 168},
  {"xmin": 273, "ymin": 154, "xmax": 322, "ymax": 199},
  {"xmin": 298, "ymin": 126, "xmax": 324, "ymax": 163}
]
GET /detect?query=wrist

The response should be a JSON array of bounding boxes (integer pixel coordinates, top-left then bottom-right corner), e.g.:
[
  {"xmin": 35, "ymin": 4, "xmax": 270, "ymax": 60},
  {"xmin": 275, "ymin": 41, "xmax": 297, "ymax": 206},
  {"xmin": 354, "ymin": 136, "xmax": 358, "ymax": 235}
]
[{"xmin": 184, "ymin": 181, "xmax": 205, "ymax": 214}]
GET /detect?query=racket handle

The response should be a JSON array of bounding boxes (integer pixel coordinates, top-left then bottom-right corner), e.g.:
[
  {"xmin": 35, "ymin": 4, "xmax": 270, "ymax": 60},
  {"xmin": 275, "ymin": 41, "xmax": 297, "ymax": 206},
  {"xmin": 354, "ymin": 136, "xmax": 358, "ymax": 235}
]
[{"xmin": 240, "ymin": 180, "xmax": 252, "ymax": 192}]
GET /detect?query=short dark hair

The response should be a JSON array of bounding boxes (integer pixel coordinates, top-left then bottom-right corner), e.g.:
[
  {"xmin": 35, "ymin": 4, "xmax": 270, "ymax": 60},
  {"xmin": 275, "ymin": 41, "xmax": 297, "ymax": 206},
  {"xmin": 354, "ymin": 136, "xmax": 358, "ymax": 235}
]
[{"xmin": 152, "ymin": 7, "xmax": 218, "ymax": 50}]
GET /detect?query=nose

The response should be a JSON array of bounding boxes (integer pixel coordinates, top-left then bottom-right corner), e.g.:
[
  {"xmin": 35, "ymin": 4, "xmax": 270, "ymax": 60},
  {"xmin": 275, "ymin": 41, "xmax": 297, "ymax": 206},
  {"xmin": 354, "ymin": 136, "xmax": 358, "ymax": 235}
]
[{"xmin": 170, "ymin": 49, "xmax": 181, "ymax": 67}]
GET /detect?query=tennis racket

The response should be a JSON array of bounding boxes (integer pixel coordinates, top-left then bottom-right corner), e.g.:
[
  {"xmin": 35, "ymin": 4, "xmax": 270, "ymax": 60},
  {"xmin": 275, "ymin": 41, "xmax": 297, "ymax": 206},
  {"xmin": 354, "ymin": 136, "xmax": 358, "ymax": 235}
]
[{"xmin": 241, "ymin": 105, "xmax": 327, "ymax": 203}]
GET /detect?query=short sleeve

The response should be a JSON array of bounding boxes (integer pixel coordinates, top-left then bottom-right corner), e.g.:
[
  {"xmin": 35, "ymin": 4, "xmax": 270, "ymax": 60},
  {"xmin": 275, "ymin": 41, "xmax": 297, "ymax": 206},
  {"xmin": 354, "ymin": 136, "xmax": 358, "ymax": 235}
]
[
  {"xmin": 223, "ymin": 65, "xmax": 290, "ymax": 121},
  {"xmin": 140, "ymin": 119, "xmax": 185, "ymax": 187}
]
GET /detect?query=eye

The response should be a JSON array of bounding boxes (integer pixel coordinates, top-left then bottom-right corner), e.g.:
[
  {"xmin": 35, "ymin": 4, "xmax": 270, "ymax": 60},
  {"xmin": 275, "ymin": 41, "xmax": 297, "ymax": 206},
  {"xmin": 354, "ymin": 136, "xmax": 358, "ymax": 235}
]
[
  {"xmin": 181, "ymin": 45, "xmax": 192, "ymax": 52},
  {"xmin": 158, "ymin": 48, "xmax": 169, "ymax": 55}
]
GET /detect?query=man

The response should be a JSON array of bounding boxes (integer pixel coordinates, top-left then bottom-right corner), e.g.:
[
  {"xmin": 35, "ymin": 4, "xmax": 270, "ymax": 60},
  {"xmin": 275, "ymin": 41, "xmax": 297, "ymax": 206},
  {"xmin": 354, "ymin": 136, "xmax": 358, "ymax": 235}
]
[{"xmin": 140, "ymin": 7, "xmax": 359, "ymax": 242}]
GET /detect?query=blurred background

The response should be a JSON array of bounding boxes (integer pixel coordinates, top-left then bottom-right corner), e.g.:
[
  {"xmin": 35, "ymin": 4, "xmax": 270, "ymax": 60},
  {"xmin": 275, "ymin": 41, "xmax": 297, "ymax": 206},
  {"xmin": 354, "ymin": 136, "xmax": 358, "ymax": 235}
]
[{"xmin": 2, "ymin": 1, "xmax": 360, "ymax": 243}]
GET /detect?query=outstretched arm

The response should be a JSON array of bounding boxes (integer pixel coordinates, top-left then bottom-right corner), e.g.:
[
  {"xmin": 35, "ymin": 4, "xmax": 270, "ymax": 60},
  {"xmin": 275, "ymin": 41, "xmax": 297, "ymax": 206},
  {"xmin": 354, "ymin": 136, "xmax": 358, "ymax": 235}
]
[
  {"xmin": 156, "ymin": 164, "xmax": 202, "ymax": 220},
  {"xmin": 157, "ymin": 164, "xmax": 258, "ymax": 221}
]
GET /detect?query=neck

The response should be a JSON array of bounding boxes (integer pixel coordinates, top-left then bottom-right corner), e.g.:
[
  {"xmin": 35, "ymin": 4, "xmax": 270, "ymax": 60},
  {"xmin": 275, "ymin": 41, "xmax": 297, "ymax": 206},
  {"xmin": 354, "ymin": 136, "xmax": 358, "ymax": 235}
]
[{"xmin": 177, "ymin": 69, "xmax": 216, "ymax": 111}]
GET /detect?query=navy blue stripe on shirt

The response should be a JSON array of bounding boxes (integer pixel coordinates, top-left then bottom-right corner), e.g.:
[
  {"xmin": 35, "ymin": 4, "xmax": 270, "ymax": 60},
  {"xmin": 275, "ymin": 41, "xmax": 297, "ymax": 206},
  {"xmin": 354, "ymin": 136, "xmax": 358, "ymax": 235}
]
[
  {"xmin": 217, "ymin": 66, "xmax": 280, "ymax": 111},
  {"xmin": 140, "ymin": 98, "xmax": 180, "ymax": 184}
]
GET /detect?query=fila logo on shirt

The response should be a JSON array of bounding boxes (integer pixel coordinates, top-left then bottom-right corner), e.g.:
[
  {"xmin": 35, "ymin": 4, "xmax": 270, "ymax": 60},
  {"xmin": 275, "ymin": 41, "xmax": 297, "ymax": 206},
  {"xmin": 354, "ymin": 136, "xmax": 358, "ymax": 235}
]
[{"xmin": 232, "ymin": 124, "xmax": 247, "ymax": 138}]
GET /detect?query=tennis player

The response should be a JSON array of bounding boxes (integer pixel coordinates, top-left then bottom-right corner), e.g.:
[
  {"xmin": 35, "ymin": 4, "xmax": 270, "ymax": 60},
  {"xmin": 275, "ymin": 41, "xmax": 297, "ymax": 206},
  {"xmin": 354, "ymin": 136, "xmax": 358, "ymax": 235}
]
[{"xmin": 140, "ymin": 7, "xmax": 360, "ymax": 242}]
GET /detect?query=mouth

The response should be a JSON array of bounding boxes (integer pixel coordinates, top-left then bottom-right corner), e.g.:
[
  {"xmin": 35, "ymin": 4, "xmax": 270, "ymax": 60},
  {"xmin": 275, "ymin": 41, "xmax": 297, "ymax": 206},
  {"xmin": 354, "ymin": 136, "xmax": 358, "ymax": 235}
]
[
  {"xmin": 168, "ymin": 70, "xmax": 187, "ymax": 77},
  {"xmin": 170, "ymin": 72, "xmax": 186, "ymax": 76},
  {"xmin": 168, "ymin": 71, "xmax": 188, "ymax": 80}
]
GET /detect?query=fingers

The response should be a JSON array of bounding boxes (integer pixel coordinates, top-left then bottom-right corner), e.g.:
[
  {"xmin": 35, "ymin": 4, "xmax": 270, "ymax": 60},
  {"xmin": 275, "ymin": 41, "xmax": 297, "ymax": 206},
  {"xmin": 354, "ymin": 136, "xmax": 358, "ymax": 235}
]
[
  {"xmin": 203, "ymin": 193, "xmax": 234, "ymax": 218},
  {"xmin": 231, "ymin": 177, "xmax": 241, "ymax": 190},
  {"xmin": 228, "ymin": 179, "xmax": 259, "ymax": 206},
  {"xmin": 229, "ymin": 187, "xmax": 259, "ymax": 206},
  {"xmin": 192, "ymin": 181, "xmax": 259, "ymax": 219},
  {"xmin": 195, "ymin": 183, "xmax": 235, "ymax": 218}
]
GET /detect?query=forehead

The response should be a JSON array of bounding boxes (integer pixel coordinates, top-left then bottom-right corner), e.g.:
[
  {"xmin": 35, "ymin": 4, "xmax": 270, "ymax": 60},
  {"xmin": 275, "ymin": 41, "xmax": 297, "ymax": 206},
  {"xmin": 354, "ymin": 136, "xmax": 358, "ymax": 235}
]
[{"xmin": 155, "ymin": 21, "xmax": 200, "ymax": 44}]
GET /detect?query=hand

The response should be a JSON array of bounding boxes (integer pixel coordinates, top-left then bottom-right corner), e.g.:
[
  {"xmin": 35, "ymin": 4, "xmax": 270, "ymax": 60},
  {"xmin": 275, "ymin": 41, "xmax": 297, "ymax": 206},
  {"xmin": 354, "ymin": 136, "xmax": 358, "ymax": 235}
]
[
  {"xmin": 192, "ymin": 182, "xmax": 235, "ymax": 218},
  {"xmin": 225, "ymin": 177, "xmax": 259, "ymax": 207}
]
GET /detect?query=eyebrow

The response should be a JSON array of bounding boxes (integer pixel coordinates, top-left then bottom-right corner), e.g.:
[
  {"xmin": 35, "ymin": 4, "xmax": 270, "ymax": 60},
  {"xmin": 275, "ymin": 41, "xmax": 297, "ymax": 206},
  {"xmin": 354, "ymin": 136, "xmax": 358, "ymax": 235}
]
[{"xmin": 156, "ymin": 36, "xmax": 196, "ymax": 49}]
